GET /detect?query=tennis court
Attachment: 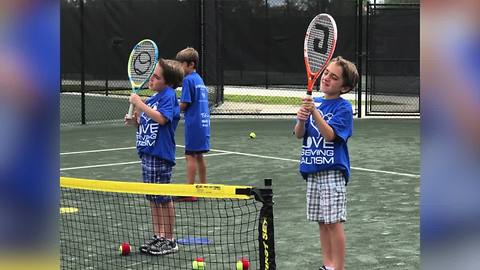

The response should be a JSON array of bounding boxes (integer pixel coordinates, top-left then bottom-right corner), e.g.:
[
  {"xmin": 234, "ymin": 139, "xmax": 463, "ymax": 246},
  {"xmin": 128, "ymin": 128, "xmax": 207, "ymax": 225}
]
[{"xmin": 60, "ymin": 117, "xmax": 420, "ymax": 269}]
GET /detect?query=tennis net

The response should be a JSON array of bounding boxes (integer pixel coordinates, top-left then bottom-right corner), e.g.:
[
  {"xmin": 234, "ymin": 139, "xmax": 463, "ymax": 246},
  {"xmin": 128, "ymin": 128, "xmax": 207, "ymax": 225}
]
[{"xmin": 60, "ymin": 177, "xmax": 275, "ymax": 270}]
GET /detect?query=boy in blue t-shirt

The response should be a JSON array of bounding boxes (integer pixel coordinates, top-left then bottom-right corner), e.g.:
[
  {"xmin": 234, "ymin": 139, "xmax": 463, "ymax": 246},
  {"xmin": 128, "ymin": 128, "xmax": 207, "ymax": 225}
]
[
  {"xmin": 294, "ymin": 56, "xmax": 359, "ymax": 270},
  {"xmin": 124, "ymin": 59, "xmax": 184, "ymax": 256},
  {"xmin": 176, "ymin": 47, "xmax": 210, "ymax": 193}
]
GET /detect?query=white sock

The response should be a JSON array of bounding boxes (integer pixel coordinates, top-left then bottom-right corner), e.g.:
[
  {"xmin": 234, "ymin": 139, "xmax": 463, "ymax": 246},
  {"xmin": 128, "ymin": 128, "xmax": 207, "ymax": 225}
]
[{"xmin": 325, "ymin": 266, "xmax": 334, "ymax": 270}]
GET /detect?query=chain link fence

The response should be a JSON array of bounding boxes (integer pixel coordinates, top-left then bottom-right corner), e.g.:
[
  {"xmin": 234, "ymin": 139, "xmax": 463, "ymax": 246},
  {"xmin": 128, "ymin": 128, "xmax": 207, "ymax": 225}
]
[{"xmin": 61, "ymin": 0, "xmax": 419, "ymax": 125}]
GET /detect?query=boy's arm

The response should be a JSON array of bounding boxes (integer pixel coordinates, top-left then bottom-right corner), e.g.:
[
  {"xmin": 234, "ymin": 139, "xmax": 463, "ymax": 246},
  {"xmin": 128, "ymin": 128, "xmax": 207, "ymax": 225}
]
[
  {"xmin": 124, "ymin": 107, "xmax": 141, "ymax": 127},
  {"xmin": 294, "ymin": 105, "xmax": 310, "ymax": 139},
  {"xmin": 130, "ymin": 94, "xmax": 169, "ymax": 125},
  {"xmin": 124, "ymin": 112, "xmax": 139, "ymax": 127},
  {"xmin": 304, "ymin": 98, "xmax": 336, "ymax": 142},
  {"xmin": 294, "ymin": 120, "xmax": 306, "ymax": 139}
]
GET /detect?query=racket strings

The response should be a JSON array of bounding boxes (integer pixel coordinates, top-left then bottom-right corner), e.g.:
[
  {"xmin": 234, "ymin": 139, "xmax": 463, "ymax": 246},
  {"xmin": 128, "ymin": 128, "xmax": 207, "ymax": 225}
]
[
  {"xmin": 129, "ymin": 43, "xmax": 157, "ymax": 84},
  {"xmin": 306, "ymin": 16, "xmax": 335, "ymax": 73}
]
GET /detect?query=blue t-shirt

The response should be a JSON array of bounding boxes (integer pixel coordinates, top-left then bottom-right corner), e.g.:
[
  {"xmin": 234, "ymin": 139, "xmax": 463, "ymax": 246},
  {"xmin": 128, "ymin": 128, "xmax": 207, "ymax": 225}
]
[
  {"xmin": 181, "ymin": 72, "xmax": 210, "ymax": 151},
  {"xmin": 298, "ymin": 97, "xmax": 353, "ymax": 182},
  {"xmin": 136, "ymin": 87, "xmax": 180, "ymax": 164}
]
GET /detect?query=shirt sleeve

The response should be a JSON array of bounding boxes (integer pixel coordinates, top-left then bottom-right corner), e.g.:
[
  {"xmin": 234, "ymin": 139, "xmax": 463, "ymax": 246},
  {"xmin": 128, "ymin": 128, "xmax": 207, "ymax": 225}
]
[
  {"xmin": 329, "ymin": 102, "xmax": 353, "ymax": 142},
  {"xmin": 157, "ymin": 92, "xmax": 175, "ymax": 123},
  {"xmin": 180, "ymin": 78, "xmax": 192, "ymax": 103}
]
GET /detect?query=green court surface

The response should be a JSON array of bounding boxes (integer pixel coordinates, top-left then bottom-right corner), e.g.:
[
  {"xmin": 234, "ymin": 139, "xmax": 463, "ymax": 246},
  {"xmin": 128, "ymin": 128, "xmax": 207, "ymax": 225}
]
[{"xmin": 60, "ymin": 118, "xmax": 420, "ymax": 269}]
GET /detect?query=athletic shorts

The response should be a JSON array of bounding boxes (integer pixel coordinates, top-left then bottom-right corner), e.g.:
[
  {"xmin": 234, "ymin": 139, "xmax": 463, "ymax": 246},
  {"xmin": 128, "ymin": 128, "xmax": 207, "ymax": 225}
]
[
  {"xmin": 306, "ymin": 170, "xmax": 347, "ymax": 224},
  {"xmin": 140, "ymin": 153, "xmax": 173, "ymax": 204},
  {"xmin": 185, "ymin": 150, "xmax": 209, "ymax": 155}
]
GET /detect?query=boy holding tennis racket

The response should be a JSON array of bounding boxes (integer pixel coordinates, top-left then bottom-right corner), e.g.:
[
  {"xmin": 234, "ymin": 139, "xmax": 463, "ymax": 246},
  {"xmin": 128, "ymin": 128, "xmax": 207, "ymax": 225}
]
[
  {"xmin": 294, "ymin": 56, "xmax": 359, "ymax": 270},
  {"xmin": 124, "ymin": 59, "xmax": 184, "ymax": 256},
  {"xmin": 176, "ymin": 48, "xmax": 210, "ymax": 191}
]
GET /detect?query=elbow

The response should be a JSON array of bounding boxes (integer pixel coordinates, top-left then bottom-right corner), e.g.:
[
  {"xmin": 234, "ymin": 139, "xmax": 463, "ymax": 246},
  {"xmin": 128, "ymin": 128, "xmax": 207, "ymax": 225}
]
[
  {"xmin": 324, "ymin": 133, "xmax": 336, "ymax": 142},
  {"xmin": 159, "ymin": 119, "xmax": 168, "ymax": 126},
  {"xmin": 154, "ymin": 115, "xmax": 168, "ymax": 126},
  {"xmin": 293, "ymin": 130, "xmax": 304, "ymax": 139}
]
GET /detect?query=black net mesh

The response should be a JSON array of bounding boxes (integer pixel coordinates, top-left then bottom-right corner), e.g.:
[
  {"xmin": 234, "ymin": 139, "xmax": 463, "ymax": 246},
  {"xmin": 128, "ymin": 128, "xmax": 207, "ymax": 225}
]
[{"xmin": 60, "ymin": 180, "xmax": 265, "ymax": 269}]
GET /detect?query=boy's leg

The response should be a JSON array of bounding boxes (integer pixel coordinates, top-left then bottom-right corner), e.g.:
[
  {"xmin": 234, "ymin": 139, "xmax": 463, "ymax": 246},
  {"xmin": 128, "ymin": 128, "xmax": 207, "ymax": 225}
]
[
  {"xmin": 319, "ymin": 223, "xmax": 334, "ymax": 268},
  {"xmin": 196, "ymin": 154, "xmax": 207, "ymax": 184},
  {"xmin": 148, "ymin": 201, "xmax": 178, "ymax": 255},
  {"xmin": 325, "ymin": 222, "xmax": 345, "ymax": 270},
  {"xmin": 185, "ymin": 154, "xmax": 197, "ymax": 184},
  {"xmin": 151, "ymin": 202, "xmax": 165, "ymax": 237},
  {"xmin": 162, "ymin": 201, "xmax": 175, "ymax": 240}
]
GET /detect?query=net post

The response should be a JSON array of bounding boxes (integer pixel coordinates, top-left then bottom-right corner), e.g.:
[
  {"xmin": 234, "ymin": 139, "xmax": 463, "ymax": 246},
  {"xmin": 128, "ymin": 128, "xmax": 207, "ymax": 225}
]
[{"xmin": 257, "ymin": 178, "xmax": 276, "ymax": 270}]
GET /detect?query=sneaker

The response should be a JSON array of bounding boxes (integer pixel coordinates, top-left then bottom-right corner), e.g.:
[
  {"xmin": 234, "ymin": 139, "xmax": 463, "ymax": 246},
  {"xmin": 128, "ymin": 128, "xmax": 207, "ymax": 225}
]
[
  {"xmin": 319, "ymin": 266, "xmax": 327, "ymax": 270},
  {"xmin": 139, "ymin": 235, "xmax": 160, "ymax": 253},
  {"xmin": 148, "ymin": 238, "xmax": 178, "ymax": 255}
]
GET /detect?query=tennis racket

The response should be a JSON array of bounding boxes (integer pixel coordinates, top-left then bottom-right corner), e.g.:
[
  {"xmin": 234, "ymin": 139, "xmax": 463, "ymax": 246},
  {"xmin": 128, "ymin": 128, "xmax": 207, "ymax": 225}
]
[
  {"xmin": 304, "ymin": 13, "xmax": 337, "ymax": 96},
  {"xmin": 126, "ymin": 39, "xmax": 158, "ymax": 118}
]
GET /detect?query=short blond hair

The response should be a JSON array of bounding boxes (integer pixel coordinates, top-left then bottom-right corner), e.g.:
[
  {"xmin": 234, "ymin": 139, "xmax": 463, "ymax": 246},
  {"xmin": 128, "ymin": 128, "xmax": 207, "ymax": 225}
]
[
  {"xmin": 329, "ymin": 56, "xmax": 359, "ymax": 94},
  {"xmin": 175, "ymin": 47, "xmax": 199, "ymax": 69},
  {"xmin": 158, "ymin": 58, "xmax": 184, "ymax": 88}
]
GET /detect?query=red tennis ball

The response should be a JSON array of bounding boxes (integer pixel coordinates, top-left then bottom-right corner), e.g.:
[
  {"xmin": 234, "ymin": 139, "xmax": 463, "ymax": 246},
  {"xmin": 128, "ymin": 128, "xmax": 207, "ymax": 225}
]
[
  {"xmin": 241, "ymin": 258, "xmax": 250, "ymax": 269},
  {"xmin": 196, "ymin": 257, "xmax": 204, "ymax": 262},
  {"xmin": 119, "ymin": 242, "xmax": 131, "ymax": 256}
]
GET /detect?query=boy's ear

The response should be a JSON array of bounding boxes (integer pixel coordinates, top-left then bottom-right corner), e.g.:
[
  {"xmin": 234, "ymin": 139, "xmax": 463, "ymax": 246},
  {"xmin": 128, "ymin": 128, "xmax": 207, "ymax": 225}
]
[
  {"xmin": 340, "ymin": 86, "xmax": 351, "ymax": 94},
  {"xmin": 188, "ymin": 61, "xmax": 196, "ymax": 69}
]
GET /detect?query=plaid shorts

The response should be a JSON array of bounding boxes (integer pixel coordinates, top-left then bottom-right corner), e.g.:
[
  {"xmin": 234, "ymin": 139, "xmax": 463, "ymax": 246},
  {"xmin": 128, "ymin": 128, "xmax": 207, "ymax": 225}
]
[
  {"xmin": 140, "ymin": 153, "xmax": 173, "ymax": 204},
  {"xmin": 306, "ymin": 170, "xmax": 347, "ymax": 224}
]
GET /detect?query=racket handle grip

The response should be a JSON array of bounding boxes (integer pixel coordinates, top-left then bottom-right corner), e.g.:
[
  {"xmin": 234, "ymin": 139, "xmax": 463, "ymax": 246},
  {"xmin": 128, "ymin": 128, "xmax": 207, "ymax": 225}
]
[{"xmin": 127, "ymin": 104, "xmax": 134, "ymax": 119}]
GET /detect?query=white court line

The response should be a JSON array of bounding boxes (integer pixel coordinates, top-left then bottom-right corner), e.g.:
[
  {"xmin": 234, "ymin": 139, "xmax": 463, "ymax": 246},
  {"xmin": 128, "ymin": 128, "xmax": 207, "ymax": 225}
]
[
  {"xmin": 60, "ymin": 152, "xmax": 232, "ymax": 171},
  {"xmin": 207, "ymin": 148, "xmax": 420, "ymax": 178},
  {"xmin": 61, "ymin": 145, "xmax": 420, "ymax": 178},
  {"xmin": 60, "ymin": 146, "xmax": 135, "ymax": 155},
  {"xmin": 60, "ymin": 145, "xmax": 184, "ymax": 155}
]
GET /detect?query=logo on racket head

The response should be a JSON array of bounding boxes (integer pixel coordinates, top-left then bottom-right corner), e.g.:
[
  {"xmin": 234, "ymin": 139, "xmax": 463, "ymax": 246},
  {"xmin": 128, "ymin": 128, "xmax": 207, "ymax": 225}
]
[
  {"xmin": 314, "ymin": 23, "xmax": 329, "ymax": 54},
  {"xmin": 133, "ymin": 52, "xmax": 153, "ymax": 75}
]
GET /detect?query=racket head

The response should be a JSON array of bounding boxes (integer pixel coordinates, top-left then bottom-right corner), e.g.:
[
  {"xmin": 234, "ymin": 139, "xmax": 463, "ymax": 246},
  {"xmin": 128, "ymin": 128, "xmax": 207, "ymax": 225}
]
[
  {"xmin": 127, "ymin": 39, "xmax": 159, "ymax": 93},
  {"xmin": 304, "ymin": 13, "xmax": 337, "ymax": 95}
]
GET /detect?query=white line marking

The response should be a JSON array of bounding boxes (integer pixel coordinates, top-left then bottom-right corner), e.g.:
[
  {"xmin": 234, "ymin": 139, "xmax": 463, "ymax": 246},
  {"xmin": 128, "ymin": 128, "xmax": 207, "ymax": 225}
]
[
  {"xmin": 60, "ymin": 152, "xmax": 232, "ymax": 171},
  {"xmin": 60, "ymin": 146, "xmax": 136, "ymax": 155},
  {"xmin": 60, "ymin": 145, "xmax": 420, "ymax": 178},
  {"xmin": 349, "ymin": 167, "xmax": 419, "ymax": 178},
  {"xmin": 207, "ymin": 148, "xmax": 420, "ymax": 178},
  {"xmin": 61, "ymin": 161, "xmax": 140, "ymax": 171}
]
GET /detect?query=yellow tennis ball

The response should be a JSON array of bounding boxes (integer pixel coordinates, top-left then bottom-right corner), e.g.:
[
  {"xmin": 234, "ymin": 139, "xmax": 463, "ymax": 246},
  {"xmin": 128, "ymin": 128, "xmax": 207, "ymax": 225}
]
[
  {"xmin": 236, "ymin": 260, "xmax": 244, "ymax": 270},
  {"xmin": 192, "ymin": 260, "xmax": 205, "ymax": 269},
  {"xmin": 249, "ymin": 132, "xmax": 256, "ymax": 139}
]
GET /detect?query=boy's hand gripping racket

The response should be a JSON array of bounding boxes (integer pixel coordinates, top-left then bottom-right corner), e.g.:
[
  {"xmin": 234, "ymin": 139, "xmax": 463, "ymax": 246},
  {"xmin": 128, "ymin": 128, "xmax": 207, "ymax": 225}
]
[
  {"xmin": 126, "ymin": 39, "xmax": 159, "ymax": 118},
  {"xmin": 304, "ymin": 13, "xmax": 337, "ymax": 96}
]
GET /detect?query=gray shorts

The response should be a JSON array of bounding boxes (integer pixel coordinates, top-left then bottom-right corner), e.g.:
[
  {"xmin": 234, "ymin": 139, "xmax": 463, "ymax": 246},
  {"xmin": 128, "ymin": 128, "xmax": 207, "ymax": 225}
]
[{"xmin": 306, "ymin": 170, "xmax": 347, "ymax": 224}]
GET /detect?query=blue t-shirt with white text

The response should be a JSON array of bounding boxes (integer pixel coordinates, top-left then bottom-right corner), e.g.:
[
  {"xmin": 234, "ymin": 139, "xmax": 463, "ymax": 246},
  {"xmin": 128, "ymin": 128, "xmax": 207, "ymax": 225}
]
[
  {"xmin": 181, "ymin": 72, "xmax": 210, "ymax": 151},
  {"xmin": 298, "ymin": 97, "xmax": 353, "ymax": 182},
  {"xmin": 136, "ymin": 87, "xmax": 180, "ymax": 164}
]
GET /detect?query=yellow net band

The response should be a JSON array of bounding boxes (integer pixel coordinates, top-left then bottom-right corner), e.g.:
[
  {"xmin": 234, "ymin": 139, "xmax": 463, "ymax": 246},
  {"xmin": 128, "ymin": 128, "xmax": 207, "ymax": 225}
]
[{"xmin": 60, "ymin": 177, "xmax": 253, "ymax": 199}]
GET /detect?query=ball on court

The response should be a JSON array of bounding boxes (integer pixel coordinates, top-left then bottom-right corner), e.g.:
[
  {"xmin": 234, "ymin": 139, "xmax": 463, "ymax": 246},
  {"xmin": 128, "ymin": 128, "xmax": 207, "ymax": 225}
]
[
  {"xmin": 119, "ymin": 242, "xmax": 131, "ymax": 256},
  {"xmin": 249, "ymin": 132, "xmax": 256, "ymax": 139},
  {"xmin": 242, "ymin": 258, "xmax": 250, "ymax": 270},
  {"xmin": 239, "ymin": 258, "xmax": 250, "ymax": 270},
  {"xmin": 192, "ymin": 258, "xmax": 205, "ymax": 269}
]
